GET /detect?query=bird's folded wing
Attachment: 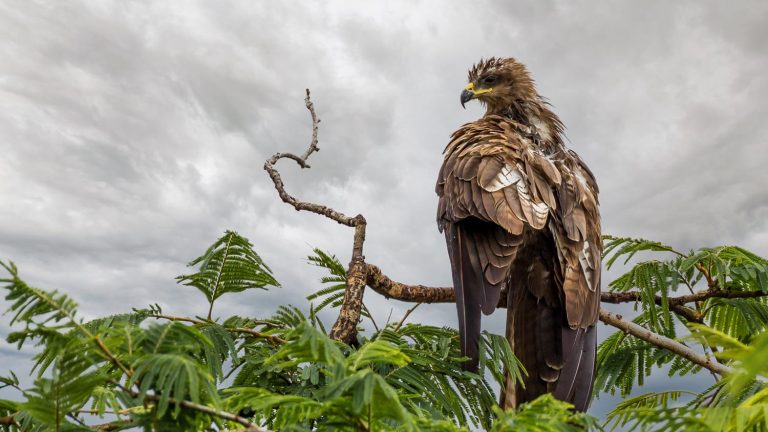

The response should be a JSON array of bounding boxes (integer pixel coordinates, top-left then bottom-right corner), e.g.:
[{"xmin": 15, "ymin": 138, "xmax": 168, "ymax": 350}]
[{"xmin": 437, "ymin": 116, "xmax": 601, "ymax": 329}]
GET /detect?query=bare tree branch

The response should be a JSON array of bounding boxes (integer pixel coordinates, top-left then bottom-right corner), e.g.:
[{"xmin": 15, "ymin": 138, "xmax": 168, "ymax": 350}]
[
  {"xmin": 263, "ymin": 90, "xmax": 357, "ymax": 227},
  {"xmin": 264, "ymin": 89, "xmax": 366, "ymax": 344},
  {"xmin": 365, "ymin": 263, "xmax": 454, "ymax": 303},
  {"xmin": 116, "ymin": 384, "xmax": 269, "ymax": 432},
  {"xmin": 600, "ymin": 291, "xmax": 703, "ymax": 323},
  {"xmin": 598, "ymin": 309, "xmax": 732, "ymax": 376},
  {"xmin": 150, "ymin": 313, "xmax": 287, "ymax": 345}
]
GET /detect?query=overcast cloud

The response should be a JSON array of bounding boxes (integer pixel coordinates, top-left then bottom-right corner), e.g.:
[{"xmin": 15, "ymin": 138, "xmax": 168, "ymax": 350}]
[{"xmin": 1, "ymin": 0, "xmax": 767, "ymax": 423}]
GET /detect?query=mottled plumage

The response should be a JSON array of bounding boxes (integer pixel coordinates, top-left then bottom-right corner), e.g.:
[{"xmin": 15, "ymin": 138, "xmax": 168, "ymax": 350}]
[{"xmin": 436, "ymin": 57, "xmax": 601, "ymax": 411}]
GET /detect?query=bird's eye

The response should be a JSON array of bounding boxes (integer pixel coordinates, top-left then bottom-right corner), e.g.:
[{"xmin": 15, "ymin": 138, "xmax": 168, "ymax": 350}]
[{"xmin": 482, "ymin": 75, "xmax": 498, "ymax": 85}]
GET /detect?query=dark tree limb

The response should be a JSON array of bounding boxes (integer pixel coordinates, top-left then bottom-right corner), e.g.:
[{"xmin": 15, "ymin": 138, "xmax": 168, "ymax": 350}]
[
  {"xmin": 600, "ymin": 291, "xmax": 703, "ymax": 323},
  {"xmin": 365, "ymin": 263, "xmax": 454, "ymax": 303}
]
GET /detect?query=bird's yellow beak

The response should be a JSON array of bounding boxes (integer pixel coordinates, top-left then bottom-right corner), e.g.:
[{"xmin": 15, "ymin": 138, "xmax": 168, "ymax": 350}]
[{"xmin": 460, "ymin": 83, "xmax": 492, "ymax": 108}]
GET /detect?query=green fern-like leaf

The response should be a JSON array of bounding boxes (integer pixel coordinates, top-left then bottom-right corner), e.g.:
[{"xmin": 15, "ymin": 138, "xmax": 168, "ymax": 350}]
[
  {"xmin": 1, "ymin": 261, "xmax": 81, "ymax": 346},
  {"xmin": 602, "ymin": 235, "xmax": 680, "ymax": 269},
  {"xmin": 129, "ymin": 352, "xmax": 218, "ymax": 418},
  {"xmin": 176, "ymin": 231, "xmax": 279, "ymax": 318},
  {"xmin": 491, "ymin": 394, "xmax": 601, "ymax": 431},
  {"xmin": 21, "ymin": 341, "xmax": 109, "ymax": 430}
]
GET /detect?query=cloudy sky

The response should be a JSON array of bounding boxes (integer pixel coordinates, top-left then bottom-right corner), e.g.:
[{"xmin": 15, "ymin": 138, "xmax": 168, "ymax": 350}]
[{"xmin": 1, "ymin": 0, "xmax": 767, "ymax": 422}]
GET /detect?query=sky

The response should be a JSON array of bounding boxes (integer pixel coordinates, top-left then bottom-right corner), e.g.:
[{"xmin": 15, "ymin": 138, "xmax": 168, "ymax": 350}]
[{"xmin": 1, "ymin": 0, "xmax": 767, "ymax": 424}]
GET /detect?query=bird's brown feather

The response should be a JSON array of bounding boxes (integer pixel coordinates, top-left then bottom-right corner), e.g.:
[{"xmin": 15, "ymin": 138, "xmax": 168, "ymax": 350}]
[{"xmin": 437, "ymin": 57, "xmax": 601, "ymax": 411}]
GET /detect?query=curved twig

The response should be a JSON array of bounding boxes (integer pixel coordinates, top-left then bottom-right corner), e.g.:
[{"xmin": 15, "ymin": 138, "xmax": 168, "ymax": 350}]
[{"xmin": 264, "ymin": 89, "xmax": 366, "ymax": 344}]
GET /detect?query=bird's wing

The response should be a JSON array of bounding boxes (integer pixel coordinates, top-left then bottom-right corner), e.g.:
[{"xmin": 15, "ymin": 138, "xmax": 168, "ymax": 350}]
[
  {"xmin": 436, "ymin": 116, "xmax": 560, "ymax": 370},
  {"xmin": 548, "ymin": 149, "xmax": 601, "ymax": 329},
  {"xmin": 440, "ymin": 117, "xmax": 602, "ymax": 330},
  {"xmin": 437, "ymin": 117, "xmax": 560, "ymax": 235},
  {"xmin": 437, "ymin": 116, "xmax": 601, "ymax": 410},
  {"xmin": 547, "ymin": 149, "xmax": 601, "ymax": 410}
]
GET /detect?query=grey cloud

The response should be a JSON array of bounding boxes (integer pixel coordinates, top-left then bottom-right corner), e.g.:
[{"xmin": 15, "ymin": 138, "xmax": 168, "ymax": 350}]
[{"xmin": 1, "ymin": 0, "xmax": 767, "ymax": 422}]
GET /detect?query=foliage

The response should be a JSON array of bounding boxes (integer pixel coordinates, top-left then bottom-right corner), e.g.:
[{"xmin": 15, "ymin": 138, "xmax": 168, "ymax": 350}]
[
  {"xmin": 491, "ymin": 394, "xmax": 601, "ymax": 432},
  {"xmin": 306, "ymin": 248, "xmax": 375, "ymax": 322},
  {"xmin": 598, "ymin": 236, "xmax": 768, "ymax": 431},
  {"xmin": 1, "ymin": 232, "xmax": 767, "ymax": 431},
  {"xmin": 0, "ymin": 231, "xmax": 535, "ymax": 432},
  {"xmin": 176, "ymin": 230, "xmax": 279, "ymax": 319}
]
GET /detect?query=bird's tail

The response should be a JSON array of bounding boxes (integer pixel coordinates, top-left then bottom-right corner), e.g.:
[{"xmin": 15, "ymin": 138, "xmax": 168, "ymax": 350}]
[
  {"xmin": 500, "ymin": 261, "xmax": 597, "ymax": 411},
  {"xmin": 446, "ymin": 223, "xmax": 483, "ymax": 371}
]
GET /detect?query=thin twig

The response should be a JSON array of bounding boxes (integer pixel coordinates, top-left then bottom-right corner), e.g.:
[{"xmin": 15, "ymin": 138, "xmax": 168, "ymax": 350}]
[
  {"xmin": 263, "ymin": 90, "xmax": 357, "ymax": 228},
  {"xmin": 363, "ymin": 303, "xmax": 380, "ymax": 332},
  {"xmin": 116, "ymin": 384, "xmax": 269, "ymax": 432},
  {"xmin": 598, "ymin": 309, "xmax": 732, "ymax": 376},
  {"xmin": 393, "ymin": 303, "xmax": 422, "ymax": 332},
  {"xmin": 91, "ymin": 419, "xmax": 138, "ymax": 431},
  {"xmin": 264, "ymin": 90, "xmax": 367, "ymax": 344},
  {"xmin": 151, "ymin": 314, "xmax": 286, "ymax": 345}
]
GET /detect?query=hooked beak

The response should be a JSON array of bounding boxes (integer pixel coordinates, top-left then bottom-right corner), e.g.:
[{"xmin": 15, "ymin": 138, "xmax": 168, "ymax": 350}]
[
  {"xmin": 460, "ymin": 89, "xmax": 474, "ymax": 109},
  {"xmin": 460, "ymin": 82, "xmax": 491, "ymax": 108}
]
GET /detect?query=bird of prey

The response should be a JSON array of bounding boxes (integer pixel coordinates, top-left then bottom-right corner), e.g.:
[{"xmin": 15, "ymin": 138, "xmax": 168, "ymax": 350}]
[{"xmin": 436, "ymin": 57, "xmax": 601, "ymax": 411}]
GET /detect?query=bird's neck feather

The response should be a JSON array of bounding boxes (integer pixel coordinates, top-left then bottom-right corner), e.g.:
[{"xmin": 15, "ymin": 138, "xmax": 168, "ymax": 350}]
[{"xmin": 486, "ymin": 96, "xmax": 564, "ymax": 146}]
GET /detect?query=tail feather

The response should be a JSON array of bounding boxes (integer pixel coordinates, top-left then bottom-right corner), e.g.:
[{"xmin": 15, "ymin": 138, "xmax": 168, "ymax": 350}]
[
  {"xmin": 552, "ymin": 328, "xmax": 585, "ymax": 402},
  {"xmin": 447, "ymin": 220, "xmax": 514, "ymax": 371},
  {"xmin": 503, "ymin": 277, "xmax": 559, "ymax": 407},
  {"xmin": 446, "ymin": 223, "xmax": 483, "ymax": 371},
  {"xmin": 571, "ymin": 326, "xmax": 597, "ymax": 411},
  {"xmin": 502, "ymin": 240, "xmax": 597, "ymax": 412}
]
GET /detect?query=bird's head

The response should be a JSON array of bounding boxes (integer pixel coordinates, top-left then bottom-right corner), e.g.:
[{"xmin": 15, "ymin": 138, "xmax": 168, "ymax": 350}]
[{"xmin": 461, "ymin": 57, "xmax": 538, "ymax": 115}]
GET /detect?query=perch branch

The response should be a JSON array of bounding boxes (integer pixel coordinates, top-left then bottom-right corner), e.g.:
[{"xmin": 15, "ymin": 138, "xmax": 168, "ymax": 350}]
[
  {"xmin": 365, "ymin": 263, "xmax": 454, "ymax": 303},
  {"xmin": 600, "ymin": 291, "xmax": 703, "ymax": 323},
  {"xmin": 264, "ymin": 89, "xmax": 367, "ymax": 344},
  {"xmin": 360, "ymin": 264, "xmax": 754, "ymax": 375}
]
